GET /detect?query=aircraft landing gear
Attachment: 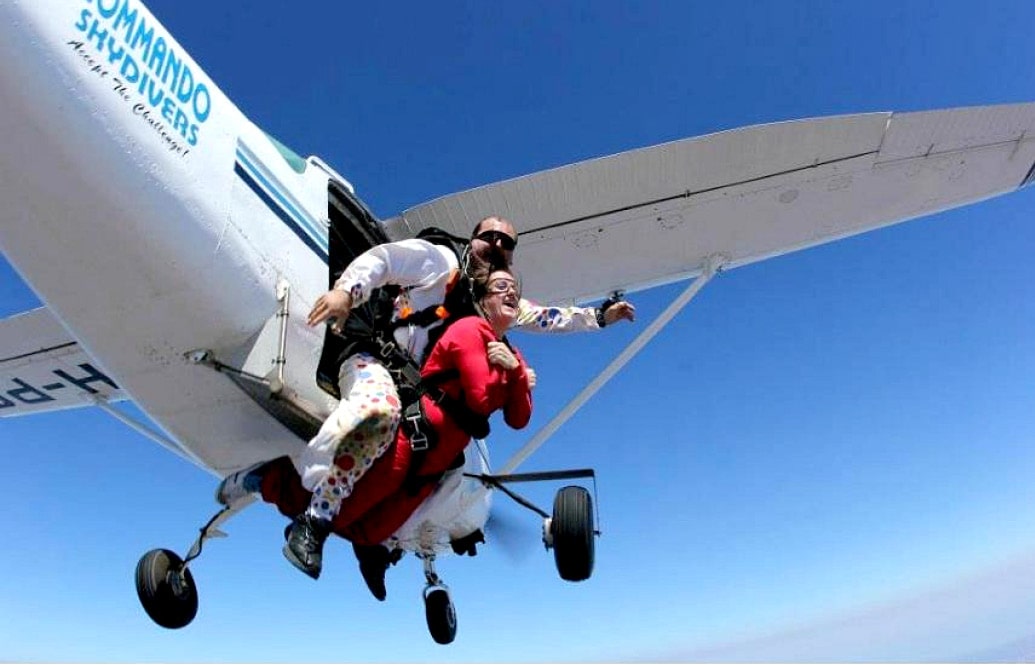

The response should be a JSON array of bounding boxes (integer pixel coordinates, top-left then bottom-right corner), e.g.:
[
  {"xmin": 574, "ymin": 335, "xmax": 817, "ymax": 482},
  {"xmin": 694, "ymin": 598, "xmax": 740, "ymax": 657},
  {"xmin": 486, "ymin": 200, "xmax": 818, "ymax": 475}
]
[
  {"xmin": 543, "ymin": 485, "xmax": 596, "ymax": 582},
  {"xmin": 419, "ymin": 554, "xmax": 457, "ymax": 645},
  {"xmin": 134, "ymin": 497, "xmax": 253, "ymax": 629},
  {"xmin": 471, "ymin": 470, "xmax": 599, "ymax": 583},
  {"xmin": 135, "ymin": 548, "xmax": 198, "ymax": 629}
]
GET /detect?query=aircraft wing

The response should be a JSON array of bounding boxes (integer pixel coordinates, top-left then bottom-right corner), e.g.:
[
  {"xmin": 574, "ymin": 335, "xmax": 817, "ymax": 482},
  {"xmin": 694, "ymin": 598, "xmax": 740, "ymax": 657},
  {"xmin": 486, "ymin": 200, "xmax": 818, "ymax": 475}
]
[
  {"xmin": 0, "ymin": 308, "xmax": 125, "ymax": 417},
  {"xmin": 384, "ymin": 103, "xmax": 1035, "ymax": 304}
]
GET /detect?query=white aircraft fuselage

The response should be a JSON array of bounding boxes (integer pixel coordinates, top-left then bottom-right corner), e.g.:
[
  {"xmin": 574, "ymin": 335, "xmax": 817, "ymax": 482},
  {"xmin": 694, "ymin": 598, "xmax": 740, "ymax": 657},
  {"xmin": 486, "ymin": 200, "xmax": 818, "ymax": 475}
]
[
  {"xmin": 0, "ymin": 0, "xmax": 494, "ymax": 555},
  {"xmin": 2, "ymin": 0, "xmax": 351, "ymax": 470}
]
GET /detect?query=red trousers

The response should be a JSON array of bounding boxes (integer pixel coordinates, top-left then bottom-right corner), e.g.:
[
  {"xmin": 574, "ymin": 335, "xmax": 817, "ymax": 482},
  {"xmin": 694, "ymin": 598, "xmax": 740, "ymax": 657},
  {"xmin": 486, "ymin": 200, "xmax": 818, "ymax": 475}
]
[{"xmin": 260, "ymin": 430, "xmax": 442, "ymax": 546}]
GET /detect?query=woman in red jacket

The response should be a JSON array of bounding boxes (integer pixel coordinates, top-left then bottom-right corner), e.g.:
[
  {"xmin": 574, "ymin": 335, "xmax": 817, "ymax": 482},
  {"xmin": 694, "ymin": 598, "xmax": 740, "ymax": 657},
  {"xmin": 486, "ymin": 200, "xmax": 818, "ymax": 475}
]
[{"xmin": 257, "ymin": 265, "xmax": 533, "ymax": 579}]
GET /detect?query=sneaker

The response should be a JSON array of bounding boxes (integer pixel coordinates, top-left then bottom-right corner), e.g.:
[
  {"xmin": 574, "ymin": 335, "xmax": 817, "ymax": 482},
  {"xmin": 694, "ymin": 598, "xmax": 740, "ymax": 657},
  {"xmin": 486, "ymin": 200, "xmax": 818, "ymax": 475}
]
[
  {"xmin": 214, "ymin": 460, "xmax": 268, "ymax": 506},
  {"xmin": 283, "ymin": 513, "xmax": 331, "ymax": 580}
]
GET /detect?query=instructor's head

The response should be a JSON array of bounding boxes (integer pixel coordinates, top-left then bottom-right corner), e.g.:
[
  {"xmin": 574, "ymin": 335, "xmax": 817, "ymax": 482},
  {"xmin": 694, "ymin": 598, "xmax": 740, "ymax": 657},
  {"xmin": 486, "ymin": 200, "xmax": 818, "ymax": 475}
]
[{"xmin": 470, "ymin": 216, "xmax": 517, "ymax": 267}]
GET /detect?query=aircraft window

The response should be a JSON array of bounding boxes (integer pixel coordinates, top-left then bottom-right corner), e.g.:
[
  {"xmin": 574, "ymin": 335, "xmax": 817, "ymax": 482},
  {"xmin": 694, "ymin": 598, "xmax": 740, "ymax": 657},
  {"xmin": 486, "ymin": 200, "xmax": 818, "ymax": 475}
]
[{"xmin": 263, "ymin": 131, "xmax": 307, "ymax": 174}]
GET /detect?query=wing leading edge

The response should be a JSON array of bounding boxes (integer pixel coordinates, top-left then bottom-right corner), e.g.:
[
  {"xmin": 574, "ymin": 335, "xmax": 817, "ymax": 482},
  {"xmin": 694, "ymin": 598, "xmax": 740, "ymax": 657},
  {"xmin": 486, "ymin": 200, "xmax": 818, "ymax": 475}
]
[
  {"xmin": 384, "ymin": 103, "xmax": 1035, "ymax": 305},
  {"xmin": 0, "ymin": 308, "xmax": 125, "ymax": 418}
]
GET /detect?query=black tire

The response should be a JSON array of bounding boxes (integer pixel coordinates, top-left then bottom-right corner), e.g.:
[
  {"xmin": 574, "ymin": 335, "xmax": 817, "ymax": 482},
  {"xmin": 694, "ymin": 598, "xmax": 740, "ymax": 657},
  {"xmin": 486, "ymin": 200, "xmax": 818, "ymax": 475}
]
[
  {"xmin": 424, "ymin": 588, "xmax": 457, "ymax": 645},
  {"xmin": 135, "ymin": 549, "xmax": 198, "ymax": 629},
  {"xmin": 551, "ymin": 485, "xmax": 595, "ymax": 582}
]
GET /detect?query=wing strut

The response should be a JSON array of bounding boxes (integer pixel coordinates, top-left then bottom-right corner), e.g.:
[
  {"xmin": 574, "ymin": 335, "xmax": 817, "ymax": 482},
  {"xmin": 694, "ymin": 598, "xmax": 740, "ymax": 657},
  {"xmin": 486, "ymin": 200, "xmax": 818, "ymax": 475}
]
[
  {"xmin": 91, "ymin": 396, "xmax": 209, "ymax": 469},
  {"xmin": 499, "ymin": 254, "xmax": 727, "ymax": 474}
]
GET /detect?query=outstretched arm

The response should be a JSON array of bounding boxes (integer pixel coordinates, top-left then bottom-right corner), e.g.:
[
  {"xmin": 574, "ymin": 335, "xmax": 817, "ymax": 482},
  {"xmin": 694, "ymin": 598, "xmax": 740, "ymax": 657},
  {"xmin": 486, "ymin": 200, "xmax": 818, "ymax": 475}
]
[
  {"xmin": 307, "ymin": 239, "xmax": 454, "ymax": 328},
  {"xmin": 513, "ymin": 297, "xmax": 636, "ymax": 333}
]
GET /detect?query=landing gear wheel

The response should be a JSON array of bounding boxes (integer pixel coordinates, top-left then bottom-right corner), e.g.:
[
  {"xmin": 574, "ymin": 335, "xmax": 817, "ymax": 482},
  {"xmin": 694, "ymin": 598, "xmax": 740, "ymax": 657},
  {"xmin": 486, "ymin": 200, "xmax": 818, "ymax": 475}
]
[
  {"xmin": 424, "ymin": 587, "xmax": 457, "ymax": 645},
  {"xmin": 135, "ymin": 548, "xmax": 198, "ymax": 629},
  {"xmin": 551, "ymin": 485, "xmax": 595, "ymax": 582}
]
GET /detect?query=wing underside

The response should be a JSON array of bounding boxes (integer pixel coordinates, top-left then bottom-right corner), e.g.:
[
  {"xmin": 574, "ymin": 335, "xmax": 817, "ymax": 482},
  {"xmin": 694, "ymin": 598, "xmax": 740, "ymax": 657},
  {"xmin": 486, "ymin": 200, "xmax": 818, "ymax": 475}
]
[
  {"xmin": 385, "ymin": 104, "xmax": 1035, "ymax": 304},
  {"xmin": 0, "ymin": 307, "xmax": 125, "ymax": 417}
]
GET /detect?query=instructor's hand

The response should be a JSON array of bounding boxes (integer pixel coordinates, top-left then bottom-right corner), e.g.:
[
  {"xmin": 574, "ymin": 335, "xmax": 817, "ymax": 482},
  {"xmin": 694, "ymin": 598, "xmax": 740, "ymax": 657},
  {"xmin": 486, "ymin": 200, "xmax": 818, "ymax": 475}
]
[
  {"xmin": 307, "ymin": 289, "xmax": 353, "ymax": 333},
  {"xmin": 604, "ymin": 300, "xmax": 636, "ymax": 325}
]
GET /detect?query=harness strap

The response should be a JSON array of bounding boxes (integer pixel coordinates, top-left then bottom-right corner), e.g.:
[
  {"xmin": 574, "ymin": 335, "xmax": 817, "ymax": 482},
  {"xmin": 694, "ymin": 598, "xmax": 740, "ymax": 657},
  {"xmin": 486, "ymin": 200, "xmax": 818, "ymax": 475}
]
[
  {"xmin": 403, "ymin": 449, "xmax": 468, "ymax": 496},
  {"xmin": 390, "ymin": 303, "xmax": 449, "ymax": 330},
  {"xmin": 400, "ymin": 370, "xmax": 489, "ymax": 494}
]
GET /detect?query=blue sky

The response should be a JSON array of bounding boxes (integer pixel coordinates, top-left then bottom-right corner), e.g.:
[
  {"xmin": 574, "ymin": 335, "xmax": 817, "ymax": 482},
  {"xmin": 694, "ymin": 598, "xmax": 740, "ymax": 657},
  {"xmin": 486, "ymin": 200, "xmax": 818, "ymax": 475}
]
[{"xmin": 3, "ymin": 0, "xmax": 1035, "ymax": 661}]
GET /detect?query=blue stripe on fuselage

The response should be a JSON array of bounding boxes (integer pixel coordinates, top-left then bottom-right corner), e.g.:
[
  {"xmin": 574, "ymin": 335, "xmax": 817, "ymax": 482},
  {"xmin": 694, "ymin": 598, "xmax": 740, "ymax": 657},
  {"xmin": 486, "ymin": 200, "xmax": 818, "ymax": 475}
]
[
  {"xmin": 236, "ymin": 145, "xmax": 327, "ymax": 245},
  {"xmin": 234, "ymin": 161, "xmax": 329, "ymax": 263}
]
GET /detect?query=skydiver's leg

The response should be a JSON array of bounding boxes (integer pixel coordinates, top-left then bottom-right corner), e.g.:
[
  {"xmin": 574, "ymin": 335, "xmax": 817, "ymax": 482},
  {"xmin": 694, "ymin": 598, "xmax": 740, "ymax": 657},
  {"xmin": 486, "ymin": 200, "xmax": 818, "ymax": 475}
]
[
  {"xmin": 295, "ymin": 353, "xmax": 401, "ymax": 492},
  {"xmin": 285, "ymin": 353, "xmax": 401, "ymax": 578},
  {"xmin": 306, "ymin": 353, "xmax": 401, "ymax": 520},
  {"xmin": 257, "ymin": 456, "xmax": 310, "ymax": 518}
]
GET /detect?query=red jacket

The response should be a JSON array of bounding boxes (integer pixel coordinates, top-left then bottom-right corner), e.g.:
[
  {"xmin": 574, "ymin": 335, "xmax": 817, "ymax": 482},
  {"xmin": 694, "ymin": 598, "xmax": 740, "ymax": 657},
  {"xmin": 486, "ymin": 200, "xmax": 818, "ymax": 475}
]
[{"xmin": 261, "ymin": 315, "xmax": 532, "ymax": 544}]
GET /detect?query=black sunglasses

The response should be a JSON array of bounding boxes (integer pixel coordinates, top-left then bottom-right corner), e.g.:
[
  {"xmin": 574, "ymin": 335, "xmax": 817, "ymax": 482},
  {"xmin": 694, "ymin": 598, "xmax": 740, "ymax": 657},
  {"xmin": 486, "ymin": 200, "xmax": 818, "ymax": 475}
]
[{"xmin": 474, "ymin": 230, "xmax": 517, "ymax": 251}]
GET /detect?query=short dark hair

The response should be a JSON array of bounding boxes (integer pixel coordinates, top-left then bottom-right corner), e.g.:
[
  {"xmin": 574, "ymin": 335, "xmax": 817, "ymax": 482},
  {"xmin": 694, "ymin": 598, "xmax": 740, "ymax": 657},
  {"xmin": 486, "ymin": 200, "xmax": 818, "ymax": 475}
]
[{"xmin": 471, "ymin": 216, "xmax": 514, "ymax": 240}]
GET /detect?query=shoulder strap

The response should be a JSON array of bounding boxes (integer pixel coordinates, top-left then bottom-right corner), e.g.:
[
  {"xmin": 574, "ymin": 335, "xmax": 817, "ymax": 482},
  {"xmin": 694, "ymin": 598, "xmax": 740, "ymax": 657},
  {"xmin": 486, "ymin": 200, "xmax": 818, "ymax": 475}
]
[
  {"xmin": 399, "ymin": 228, "xmax": 480, "ymax": 359},
  {"xmin": 415, "ymin": 226, "xmax": 468, "ymax": 262}
]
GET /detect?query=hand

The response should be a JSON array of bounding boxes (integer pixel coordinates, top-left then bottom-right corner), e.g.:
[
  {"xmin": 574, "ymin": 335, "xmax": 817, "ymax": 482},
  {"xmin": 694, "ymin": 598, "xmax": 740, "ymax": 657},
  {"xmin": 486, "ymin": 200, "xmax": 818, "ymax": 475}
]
[
  {"xmin": 604, "ymin": 300, "xmax": 636, "ymax": 325},
  {"xmin": 487, "ymin": 341, "xmax": 519, "ymax": 370},
  {"xmin": 307, "ymin": 289, "xmax": 354, "ymax": 333},
  {"xmin": 525, "ymin": 367, "xmax": 537, "ymax": 390}
]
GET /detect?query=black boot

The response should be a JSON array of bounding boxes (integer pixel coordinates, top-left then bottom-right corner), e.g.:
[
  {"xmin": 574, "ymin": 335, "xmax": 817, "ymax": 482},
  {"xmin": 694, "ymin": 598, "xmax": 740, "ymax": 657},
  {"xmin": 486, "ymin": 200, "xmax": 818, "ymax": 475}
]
[
  {"xmin": 353, "ymin": 543, "xmax": 390, "ymax": 601},
  {"xmin": 352, "ymin": 543, "xmax": 403, "ymax": 601},
  {"xmin": 283, "ymin": 513, "xmax": 331, "ymax": 580}
]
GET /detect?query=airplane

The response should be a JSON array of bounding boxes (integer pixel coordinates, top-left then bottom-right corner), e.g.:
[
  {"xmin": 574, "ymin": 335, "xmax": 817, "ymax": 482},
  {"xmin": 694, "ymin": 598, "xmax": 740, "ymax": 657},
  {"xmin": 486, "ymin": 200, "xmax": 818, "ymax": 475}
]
[{"xmin": 2, "ymin": 0, "xmax": 1035, "ymax": 646}]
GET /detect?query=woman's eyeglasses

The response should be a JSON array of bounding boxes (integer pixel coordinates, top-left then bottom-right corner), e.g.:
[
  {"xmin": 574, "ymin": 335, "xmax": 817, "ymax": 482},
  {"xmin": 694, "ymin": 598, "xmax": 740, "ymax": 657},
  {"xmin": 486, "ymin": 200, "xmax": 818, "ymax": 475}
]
[
  {"xmin": 475, "ymin": 230, "xmax": 518, "ymax": 251},
  {"xmin": 487, "ymin": 278, "xmax": 519, "ymax": 296}
]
